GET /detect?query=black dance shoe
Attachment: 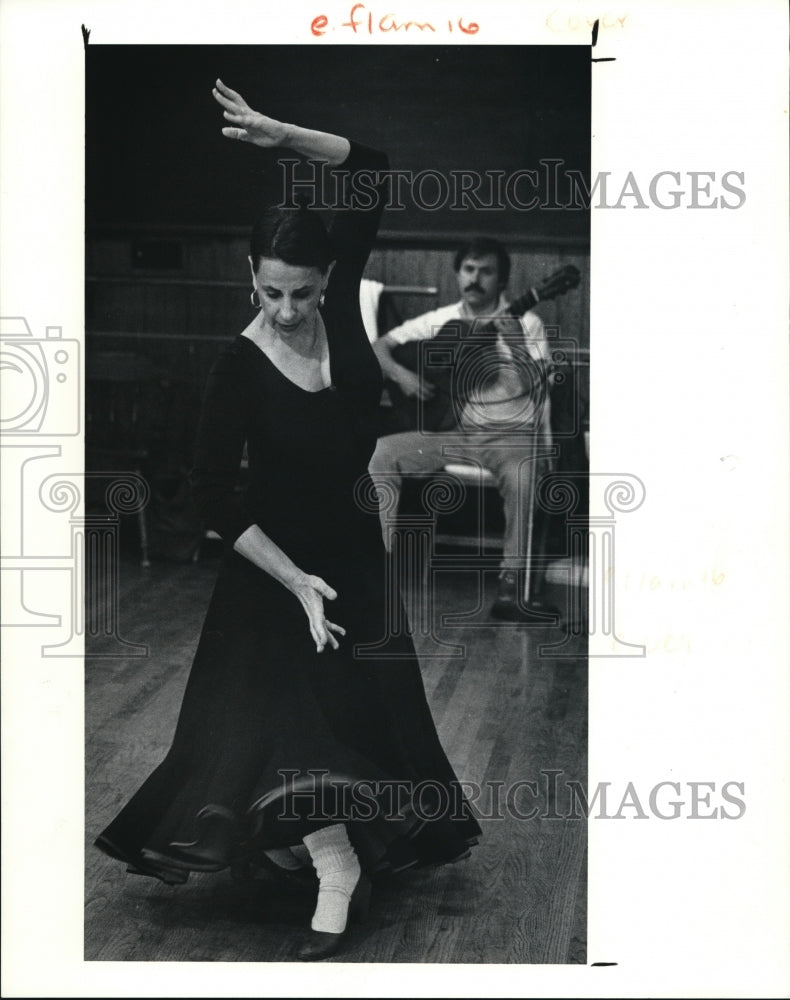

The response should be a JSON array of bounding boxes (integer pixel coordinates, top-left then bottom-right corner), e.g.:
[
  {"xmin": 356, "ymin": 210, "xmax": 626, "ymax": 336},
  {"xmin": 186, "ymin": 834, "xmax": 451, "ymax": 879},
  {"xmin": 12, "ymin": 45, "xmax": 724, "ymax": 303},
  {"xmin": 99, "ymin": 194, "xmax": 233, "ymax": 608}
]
[
  {"xmin": 230, "ymin": 850, "xmax": 317, "ymax": 889},
  {"xmin": 296, "ymin": 874, "xmax": 372, "ymax": 962},
  {"xmin": 125, "ymin": 860, "xmax": 189, "ymax": 885},
  {"xmin": 144, "ymin": 804, "xmax": 237, "ymax": 872},
  {"xmin": 95, "ymin": 833, "xmax": 189, "ymax": 885}
]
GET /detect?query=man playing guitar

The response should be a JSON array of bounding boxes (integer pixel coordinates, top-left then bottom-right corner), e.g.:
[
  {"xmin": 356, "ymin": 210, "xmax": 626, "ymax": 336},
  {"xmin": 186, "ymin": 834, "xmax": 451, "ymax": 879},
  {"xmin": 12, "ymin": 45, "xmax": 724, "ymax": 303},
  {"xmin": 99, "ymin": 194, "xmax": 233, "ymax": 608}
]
[{"xmin": 369, "ymin": 236, "xmax": 579, "ymax": 619}]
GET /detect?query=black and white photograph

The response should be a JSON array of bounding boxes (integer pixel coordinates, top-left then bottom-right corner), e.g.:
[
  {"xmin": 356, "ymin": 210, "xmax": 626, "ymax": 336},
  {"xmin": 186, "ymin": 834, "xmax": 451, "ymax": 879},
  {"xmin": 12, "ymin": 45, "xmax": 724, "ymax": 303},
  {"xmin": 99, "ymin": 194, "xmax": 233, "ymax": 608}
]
[
  {"xmin": 83, "ymin": 43, "xmax": 591, "ymax": 965},
  {"xmin": 1, "ymin": 1, "xmax": 788, "ymax": 997}
]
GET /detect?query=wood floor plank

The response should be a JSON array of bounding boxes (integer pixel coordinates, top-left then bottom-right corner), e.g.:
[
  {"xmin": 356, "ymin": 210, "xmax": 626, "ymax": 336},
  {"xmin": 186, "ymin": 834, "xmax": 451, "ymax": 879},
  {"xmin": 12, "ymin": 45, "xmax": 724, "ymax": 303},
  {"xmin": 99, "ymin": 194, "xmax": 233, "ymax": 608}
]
[{"xmin": 85, "ymin": 554, "xmax": 588, "ymax": 964}]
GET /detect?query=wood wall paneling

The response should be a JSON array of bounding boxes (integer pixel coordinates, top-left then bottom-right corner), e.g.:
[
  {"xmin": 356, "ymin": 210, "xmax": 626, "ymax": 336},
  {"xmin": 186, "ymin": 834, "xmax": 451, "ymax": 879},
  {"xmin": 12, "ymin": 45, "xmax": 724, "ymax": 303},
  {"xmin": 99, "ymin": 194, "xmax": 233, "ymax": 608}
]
[{"xmin": 86, "ymin": 231, "xmax": 589, "ymax": 472}]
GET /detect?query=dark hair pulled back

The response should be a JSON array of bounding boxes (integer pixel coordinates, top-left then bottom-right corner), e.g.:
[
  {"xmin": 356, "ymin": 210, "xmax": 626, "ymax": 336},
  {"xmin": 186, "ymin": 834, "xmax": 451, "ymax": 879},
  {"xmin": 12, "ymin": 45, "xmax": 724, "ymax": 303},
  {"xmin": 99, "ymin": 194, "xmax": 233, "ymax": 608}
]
[{"xmin": 250, "ymin": 195, "xmax": 335, "ymax": 274}]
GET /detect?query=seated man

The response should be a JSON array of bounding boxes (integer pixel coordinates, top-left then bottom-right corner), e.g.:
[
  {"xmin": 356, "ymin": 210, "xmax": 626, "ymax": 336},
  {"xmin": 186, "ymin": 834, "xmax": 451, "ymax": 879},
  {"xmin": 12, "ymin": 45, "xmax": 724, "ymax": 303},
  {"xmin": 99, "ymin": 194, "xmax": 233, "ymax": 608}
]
[{"xmin": 369, "ymin": 236, "xmax": 556, "ymax": 618}]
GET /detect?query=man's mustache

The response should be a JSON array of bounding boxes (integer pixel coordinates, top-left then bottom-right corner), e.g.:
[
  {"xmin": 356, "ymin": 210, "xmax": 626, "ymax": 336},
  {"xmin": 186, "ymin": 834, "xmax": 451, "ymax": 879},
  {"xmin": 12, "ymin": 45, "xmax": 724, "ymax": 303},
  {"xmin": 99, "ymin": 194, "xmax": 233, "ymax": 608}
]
[{"xmin": 464, "ymin": 284, "xmax": 485, "ymax": 294}]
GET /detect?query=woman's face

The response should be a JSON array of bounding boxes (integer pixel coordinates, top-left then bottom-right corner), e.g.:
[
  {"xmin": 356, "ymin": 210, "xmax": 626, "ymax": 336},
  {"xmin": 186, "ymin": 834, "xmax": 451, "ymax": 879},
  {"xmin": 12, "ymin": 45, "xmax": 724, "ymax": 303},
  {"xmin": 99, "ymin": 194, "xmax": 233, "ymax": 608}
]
[{"xmin": 253, "ymin": 257, "xmax": 327, "ymax": 339}]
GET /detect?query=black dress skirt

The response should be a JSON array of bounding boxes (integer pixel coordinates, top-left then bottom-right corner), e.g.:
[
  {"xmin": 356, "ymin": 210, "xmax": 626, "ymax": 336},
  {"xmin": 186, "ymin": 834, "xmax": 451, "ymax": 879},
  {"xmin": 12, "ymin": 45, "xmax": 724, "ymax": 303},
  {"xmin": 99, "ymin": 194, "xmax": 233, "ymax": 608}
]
[{"xmin": 95, "ymin": 142, "xmax": 481, "ymax": 884}]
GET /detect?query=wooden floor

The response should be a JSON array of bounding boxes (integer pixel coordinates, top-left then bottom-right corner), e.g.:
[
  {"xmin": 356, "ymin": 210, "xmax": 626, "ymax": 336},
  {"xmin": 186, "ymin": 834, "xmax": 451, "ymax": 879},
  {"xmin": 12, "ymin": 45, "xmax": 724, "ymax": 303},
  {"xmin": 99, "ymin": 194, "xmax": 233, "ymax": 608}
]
[{"xmin": 85, "ymin": 546, "xmax": 588, "ymax": 964}]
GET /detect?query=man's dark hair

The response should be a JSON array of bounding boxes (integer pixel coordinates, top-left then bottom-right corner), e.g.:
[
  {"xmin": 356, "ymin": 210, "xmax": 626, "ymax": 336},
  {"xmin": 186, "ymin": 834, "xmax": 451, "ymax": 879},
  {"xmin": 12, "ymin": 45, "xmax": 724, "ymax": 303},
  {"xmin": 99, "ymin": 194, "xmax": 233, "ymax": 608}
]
[{"xmin": 452, "ymin": 237, "xmax": 511, "ymax": 288}]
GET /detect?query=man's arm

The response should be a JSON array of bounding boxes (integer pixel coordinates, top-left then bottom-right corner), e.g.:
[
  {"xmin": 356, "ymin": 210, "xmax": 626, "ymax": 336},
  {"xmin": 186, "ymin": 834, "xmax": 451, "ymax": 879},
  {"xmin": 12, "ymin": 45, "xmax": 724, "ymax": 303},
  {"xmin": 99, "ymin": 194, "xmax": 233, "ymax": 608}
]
[
  {"xmin": 519, "ymin": 310, "xmax": 555, "ymax": 450},
  {"xmin": 372, "ymin": 304, "xmax": 459, "ymax": 400},
  {"xmin": 519, "ymin": 309, "xmax": 551, "ymax": 363}
]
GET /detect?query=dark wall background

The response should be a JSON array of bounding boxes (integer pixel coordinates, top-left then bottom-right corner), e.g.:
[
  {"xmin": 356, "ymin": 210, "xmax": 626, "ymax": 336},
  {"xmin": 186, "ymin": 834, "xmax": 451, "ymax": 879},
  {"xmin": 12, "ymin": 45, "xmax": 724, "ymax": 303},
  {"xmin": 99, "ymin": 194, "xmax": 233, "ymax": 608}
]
[
  {"xmin": 85, "ymin": 44, "xmax": 589, "ymax": 561},
  {"xmin": 86, "ymin": 44, "xmax": 590, "ymax": 240}
]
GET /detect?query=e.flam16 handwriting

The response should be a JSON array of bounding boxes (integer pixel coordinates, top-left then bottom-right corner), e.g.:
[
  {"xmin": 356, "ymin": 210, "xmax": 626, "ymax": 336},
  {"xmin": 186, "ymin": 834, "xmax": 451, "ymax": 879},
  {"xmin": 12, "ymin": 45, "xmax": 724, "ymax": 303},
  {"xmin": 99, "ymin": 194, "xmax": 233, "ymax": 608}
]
[{"xmin": 311, "ymin": 4, "xmax": 480, "ymax": 36}]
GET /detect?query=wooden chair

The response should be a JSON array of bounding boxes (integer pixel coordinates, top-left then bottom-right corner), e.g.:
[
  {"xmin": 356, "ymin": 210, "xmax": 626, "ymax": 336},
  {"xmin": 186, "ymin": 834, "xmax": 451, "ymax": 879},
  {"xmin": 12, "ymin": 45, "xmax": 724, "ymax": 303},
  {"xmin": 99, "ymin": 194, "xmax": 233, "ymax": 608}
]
[{"xmin": 85, "ymin": 350, "xmax": 167, "ymax": 567}]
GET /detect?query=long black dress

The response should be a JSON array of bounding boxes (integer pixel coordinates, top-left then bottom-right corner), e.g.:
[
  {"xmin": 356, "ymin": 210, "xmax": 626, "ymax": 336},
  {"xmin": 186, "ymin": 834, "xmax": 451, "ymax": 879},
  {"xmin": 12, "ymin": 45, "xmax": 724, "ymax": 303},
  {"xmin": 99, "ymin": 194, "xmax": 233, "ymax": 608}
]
[{"xmin": 95, "ymin": 142, "xmax": 481, "ymax": 884}]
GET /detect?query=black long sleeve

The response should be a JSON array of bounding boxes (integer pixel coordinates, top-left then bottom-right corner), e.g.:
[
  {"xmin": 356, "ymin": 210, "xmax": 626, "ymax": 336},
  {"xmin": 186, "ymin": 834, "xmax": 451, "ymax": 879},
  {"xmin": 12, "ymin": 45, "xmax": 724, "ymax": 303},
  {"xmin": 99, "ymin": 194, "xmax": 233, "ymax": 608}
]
[
  {"xmin": 325, "ymin": 141, "xmax": 390, "ymax": 297},
  {"xmin": 190, "ymin": 140, "xmax": 389, "ymax": 548},
  {"xmin": 189, "ymin": 347, "xmax": 254, "ymax": 547},
  {"xmin": 322, "ymin": 141, "xmax": 390, "ymax": 409}
]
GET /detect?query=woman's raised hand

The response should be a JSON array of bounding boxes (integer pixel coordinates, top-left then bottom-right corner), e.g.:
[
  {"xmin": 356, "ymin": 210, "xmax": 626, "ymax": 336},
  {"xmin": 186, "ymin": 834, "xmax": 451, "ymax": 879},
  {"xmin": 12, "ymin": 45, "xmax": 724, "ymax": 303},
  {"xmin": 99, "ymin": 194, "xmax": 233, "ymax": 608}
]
[
  {"xmin": 212, "ymin": 78, "xmax": 289, "ymax": 148},
  {"xmin": 290, "ymin": 572, "xmax": 347, "ymax": 654}
]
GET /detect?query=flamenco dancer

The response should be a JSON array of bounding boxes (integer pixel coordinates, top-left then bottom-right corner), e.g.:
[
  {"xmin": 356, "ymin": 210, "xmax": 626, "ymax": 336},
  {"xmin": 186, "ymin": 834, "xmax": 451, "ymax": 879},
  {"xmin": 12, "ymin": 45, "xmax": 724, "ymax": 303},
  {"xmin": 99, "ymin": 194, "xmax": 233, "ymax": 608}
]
[{"xmin": 95, "ymin": 80, "xmax": 480, "ymax": 961}]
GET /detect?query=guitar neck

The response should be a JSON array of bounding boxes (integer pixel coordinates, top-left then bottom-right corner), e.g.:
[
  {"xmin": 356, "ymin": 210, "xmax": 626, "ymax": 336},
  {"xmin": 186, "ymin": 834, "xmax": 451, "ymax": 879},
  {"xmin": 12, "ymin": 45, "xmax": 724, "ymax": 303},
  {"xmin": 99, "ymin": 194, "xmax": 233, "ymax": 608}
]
[
  {"xmin": 503, "ymin": 288, "xmax": 539, "ymax": 319},
  {"xmin": 475, "ymin": 289, "xmax": 539, "ymax": 335},
  {"xmin": 476, "ymin": 265, "xmax": 580, "ymax": 332}
]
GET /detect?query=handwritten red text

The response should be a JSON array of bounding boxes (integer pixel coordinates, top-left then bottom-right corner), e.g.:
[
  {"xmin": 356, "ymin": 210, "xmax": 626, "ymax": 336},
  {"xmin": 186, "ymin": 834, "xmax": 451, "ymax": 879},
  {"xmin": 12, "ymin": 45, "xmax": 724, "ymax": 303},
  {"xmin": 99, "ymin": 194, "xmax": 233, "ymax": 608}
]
[{"xmin": 311, "ymin": 4, "xmax": 479, "ymax": 36}]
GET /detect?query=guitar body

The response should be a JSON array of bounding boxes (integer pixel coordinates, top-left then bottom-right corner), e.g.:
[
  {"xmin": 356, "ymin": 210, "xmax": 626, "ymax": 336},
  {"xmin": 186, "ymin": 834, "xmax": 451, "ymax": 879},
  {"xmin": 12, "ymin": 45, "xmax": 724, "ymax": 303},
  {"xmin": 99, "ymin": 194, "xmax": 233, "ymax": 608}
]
[
  {"xmin": 388, "ymin": 321, "xmax": 496, "ymax": 431},
  {"xmin": 384, "ymin": 264, "xmax": 581, "ymax": 433}
]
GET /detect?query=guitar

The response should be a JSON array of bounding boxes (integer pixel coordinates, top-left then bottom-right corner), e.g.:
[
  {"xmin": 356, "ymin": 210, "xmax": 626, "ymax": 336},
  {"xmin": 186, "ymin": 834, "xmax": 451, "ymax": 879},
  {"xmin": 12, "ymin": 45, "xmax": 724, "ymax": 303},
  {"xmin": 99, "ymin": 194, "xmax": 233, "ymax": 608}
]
[{"xmin": 386, "ymin": 264, "xmax": 581, "ymax": 433}]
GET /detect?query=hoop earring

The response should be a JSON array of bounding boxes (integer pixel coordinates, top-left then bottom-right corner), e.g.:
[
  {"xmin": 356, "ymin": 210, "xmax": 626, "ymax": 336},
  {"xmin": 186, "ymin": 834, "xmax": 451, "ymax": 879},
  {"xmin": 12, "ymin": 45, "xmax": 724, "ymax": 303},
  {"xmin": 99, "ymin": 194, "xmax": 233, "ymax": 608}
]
[
  {"xmin": 250, "ymin": 288, "xmax": 261, "ymax": 309},
  {"xmin": 319, "ymin": 291, "xmax": 326, "ymax": 308}
]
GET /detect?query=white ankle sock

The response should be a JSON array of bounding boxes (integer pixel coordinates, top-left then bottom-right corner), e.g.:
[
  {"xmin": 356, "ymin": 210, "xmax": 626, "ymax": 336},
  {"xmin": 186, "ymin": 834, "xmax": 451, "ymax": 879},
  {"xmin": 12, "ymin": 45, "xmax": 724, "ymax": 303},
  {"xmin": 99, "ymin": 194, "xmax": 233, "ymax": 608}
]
[{"xmin": 302, "ymin": 825, "xmax": 361, "ymax": 934}]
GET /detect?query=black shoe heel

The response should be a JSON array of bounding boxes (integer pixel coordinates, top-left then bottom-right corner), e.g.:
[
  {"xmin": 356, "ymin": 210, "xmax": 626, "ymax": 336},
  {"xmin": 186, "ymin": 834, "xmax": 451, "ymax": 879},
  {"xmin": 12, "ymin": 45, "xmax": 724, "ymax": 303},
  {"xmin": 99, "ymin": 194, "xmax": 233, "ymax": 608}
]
[
  {"xmin": 297, "ymin": 874, "xmax": 371, "ymax": 961},
  {"xmin": 349, "ymin": 872, "xmax": 371, "ymax": 923}
]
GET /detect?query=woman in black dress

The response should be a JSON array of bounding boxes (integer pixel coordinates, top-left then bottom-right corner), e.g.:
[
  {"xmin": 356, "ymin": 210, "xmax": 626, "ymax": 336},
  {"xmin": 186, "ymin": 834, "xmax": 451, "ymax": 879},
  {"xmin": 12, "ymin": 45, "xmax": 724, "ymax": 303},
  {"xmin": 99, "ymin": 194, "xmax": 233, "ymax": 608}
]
[{"xmin": 95, "ymin": 79, "xmax": 480, "ymax": 961}]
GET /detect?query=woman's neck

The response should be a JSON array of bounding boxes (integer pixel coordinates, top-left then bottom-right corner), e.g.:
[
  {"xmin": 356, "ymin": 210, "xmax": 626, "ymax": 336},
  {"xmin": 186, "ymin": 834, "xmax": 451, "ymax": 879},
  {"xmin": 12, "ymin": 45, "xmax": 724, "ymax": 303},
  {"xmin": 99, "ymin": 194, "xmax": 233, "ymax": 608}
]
[{"xmin": 256, "ymin": 314, "xmax": 323, "ymax": 358}]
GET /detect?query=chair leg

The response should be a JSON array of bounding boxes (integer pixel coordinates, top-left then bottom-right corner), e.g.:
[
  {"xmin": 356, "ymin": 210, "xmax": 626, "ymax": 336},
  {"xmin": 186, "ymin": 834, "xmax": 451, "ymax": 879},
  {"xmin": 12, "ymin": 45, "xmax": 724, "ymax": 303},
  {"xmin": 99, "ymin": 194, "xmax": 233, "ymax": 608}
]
[
  {"xmin": 521, "ymin": 459, "xmax": 537, "ymax": 603},
  {"xmin": 138, "ymin": 506, "xmax": 151, "ymax": 568},
  {"xmin": 527, "ymin": 508, "xmax": 552, "ymax": 602}
]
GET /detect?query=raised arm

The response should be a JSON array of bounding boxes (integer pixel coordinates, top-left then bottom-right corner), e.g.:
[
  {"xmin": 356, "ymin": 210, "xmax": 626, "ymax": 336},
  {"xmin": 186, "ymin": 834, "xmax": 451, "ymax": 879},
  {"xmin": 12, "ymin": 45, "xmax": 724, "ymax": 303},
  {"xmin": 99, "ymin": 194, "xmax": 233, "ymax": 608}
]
[
  {"xmin": 212, "ymin": 79, "xmax": 351, "ymax": 165},
  {"xmin": 214, "ymin": 79, "xmax": 388, "ymax": 302}
]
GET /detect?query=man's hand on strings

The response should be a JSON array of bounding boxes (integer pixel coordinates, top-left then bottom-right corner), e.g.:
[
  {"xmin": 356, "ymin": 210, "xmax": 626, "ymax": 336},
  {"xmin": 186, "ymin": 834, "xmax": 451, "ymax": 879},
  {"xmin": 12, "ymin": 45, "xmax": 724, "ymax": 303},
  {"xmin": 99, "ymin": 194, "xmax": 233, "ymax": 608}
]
[{"xmin": 392, "ymin": 366, "xmax": 435, "ymax": 401}]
